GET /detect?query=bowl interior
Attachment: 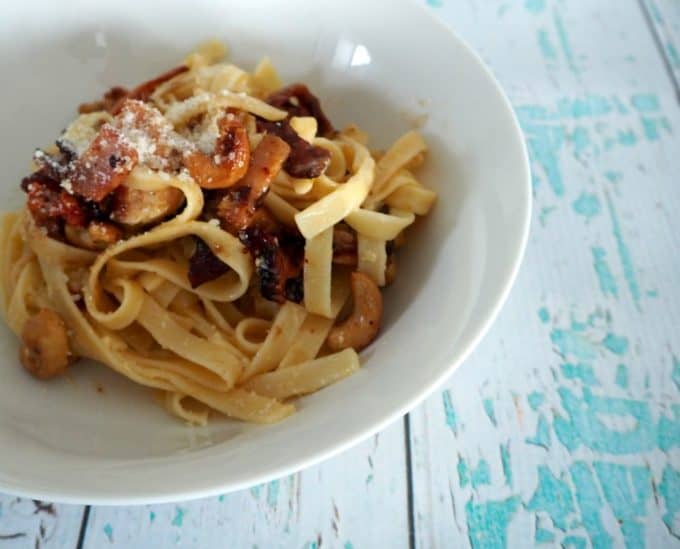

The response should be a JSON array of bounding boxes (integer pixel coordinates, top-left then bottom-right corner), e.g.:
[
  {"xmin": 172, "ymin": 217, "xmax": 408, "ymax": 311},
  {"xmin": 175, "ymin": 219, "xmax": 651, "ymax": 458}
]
[{"xmin": 0, "ymin": 0, "xmax": 529, "ymax": 503}]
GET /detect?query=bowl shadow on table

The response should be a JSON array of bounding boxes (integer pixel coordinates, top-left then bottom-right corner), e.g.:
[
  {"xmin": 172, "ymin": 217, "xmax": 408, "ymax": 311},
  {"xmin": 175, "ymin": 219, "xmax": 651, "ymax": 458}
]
[{"xmin": 0, "ymin": 28, "xmax": 472, "ymax": 458}]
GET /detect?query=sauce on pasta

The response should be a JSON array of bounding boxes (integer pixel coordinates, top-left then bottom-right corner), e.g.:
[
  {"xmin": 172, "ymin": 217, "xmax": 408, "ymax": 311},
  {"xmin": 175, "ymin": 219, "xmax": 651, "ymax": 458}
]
[{"xmin": 0, "ymin": 41, "xmax": 436, "ymax": 425}]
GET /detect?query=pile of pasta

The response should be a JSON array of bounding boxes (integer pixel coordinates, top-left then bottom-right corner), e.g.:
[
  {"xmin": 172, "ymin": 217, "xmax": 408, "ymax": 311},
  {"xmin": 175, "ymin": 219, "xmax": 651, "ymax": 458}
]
[{"xmin": 0, "ymin": 41, "xmax": 435, "ymax": 424}]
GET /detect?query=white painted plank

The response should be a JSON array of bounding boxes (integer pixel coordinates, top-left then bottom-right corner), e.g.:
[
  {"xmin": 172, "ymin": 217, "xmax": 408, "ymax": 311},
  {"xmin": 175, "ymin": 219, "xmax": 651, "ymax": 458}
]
[
  {"xmin": 0, "ymin": 496, "xmax": 83, "ymax": 548},
  {"xmin": 83, "ymin": 419, "xmax": 407, "ymax": 549},
  {"xmin": 643, "ymin": 0, "xmax": 680, "ymax": 91},
  {"xmin": 411, "ymin": 0, "xmax": 680, "ymax": 547}
]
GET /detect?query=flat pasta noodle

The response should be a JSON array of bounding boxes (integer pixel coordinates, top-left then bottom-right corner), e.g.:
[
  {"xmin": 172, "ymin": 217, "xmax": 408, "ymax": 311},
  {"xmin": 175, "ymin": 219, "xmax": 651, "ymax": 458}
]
[
  {"xmin": 357, "ymin": 235, "xmax": 387, "ymax": 287},
  {"xmin": 0, "ymin": 42, "xmax": 436, "ymax": 424},
  {"xmin": 367, "ymin": 130, "xmax": 427, "ymax": 204},
  {"xmin": 241, "ymin": 302, "xmax": 307, "ymax": 380},
  {"xmin": 303, "ymin": 226, "xmax": 333, "ymax": 317},
  {"xmin": 345, "ymin": 208, "xmax": 415, "ymax": 241},
  {"xmin": 243, "ymin": 348, "xmax": 360, "ymax": 399},
  {"xmin": 385, "ymin": 181, "xmax": 437, "ymax": 215},
  {"xmin": 294, "ymin": 142, "xmax": 375, "ymax": 239},
  {"xmin": 279, "ymin": 272, "xmax": 351, "ymax": 368}
]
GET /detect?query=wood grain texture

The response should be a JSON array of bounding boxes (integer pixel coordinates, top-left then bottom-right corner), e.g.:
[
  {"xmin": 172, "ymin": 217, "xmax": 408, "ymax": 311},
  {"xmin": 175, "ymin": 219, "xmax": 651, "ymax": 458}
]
[
  {"xmin": 642, "ymin": 0, "xmax": 680, "ymax": 94},
  {"xmin": 0, "ymin": 496, "xmax": 83, "ymax": 548},
  {"xmin": 411, "ymin": 0, "xmax": 680, "ymax": 547},
  {"xmin": 81, "ymin": 421, "xmax": 408, "ymax": 549},
  {"xmin": 2, "ymin": 3, "xmax": 680, "ymax": 548}
]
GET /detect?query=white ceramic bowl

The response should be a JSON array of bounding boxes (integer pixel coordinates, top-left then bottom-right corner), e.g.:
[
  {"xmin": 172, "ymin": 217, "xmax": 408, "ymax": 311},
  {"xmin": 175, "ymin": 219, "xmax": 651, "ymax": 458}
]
[{"xmin": 0, "ymin": 0, "xmax": 530, "ymax": 503}]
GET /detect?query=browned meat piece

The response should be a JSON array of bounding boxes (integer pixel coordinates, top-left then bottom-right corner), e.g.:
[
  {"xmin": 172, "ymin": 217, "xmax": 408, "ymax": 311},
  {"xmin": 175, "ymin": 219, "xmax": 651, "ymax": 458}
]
[
  {"xmin": 256, "ymin": 120, "xmax": 331, "ymax": 179},
  {"xmin": 191, "ymin": 136, "xmax": 303, "ymax": 301},
  {"xmin": 23, "ymin": 175, "xmax": 64, "ymax": 230},
  {"xmin": 78, "ymin": 66, "xmax": 188, "ymax": 115},
  {"xmin": 266, "ymin": 83, "xmax": 335, "ymax": 136},
  {"xmin": 20, "ymin": 309, "xmax": 71, "ymax": 380},
  {"xmin": 238, "ymin": 210, "xmax": 304, "ymax": 303},
  {"xmin": 32, "ymin": 144, "xmax": 75, "ymax": 181},
  {"xmin": 115, "ymin": 99, "xmax": 180, "ymax": 167},
  {"xmin": 78, "ymin": 86, "xmax": 128, "ymax": 114},
  {"xmin": 111, "ymin": 186, "xmax": 184, "ymax": 226},
  {"xmin": 110, "ymin": 65, "xmax": 188, "ymax": 114},
  {"xmin": 217, "ymin": 134, "xmax": 291, "ymax": 232},
  {"xmin": 184, "ymin": 114, "xmax": 251, "ymax": 188},
  {"xmin": 23, "ymin": 173, "xmax": 90, "ymax": 237},
  {"xmin": 187, "ymin": 238, "xmax": 230, "ymax": 288},
  {"xmin": 69, "ymin": 125, "xmax": 138, "ymax": 202},
  {"xmin": 187, "ymin": 210, "xmax": 304, "ymax": 302}
]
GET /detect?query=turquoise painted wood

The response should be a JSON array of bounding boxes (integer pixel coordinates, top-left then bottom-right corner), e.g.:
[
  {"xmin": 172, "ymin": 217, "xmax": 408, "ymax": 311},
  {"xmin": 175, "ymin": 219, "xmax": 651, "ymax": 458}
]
[
  {"xmin": 0, "ymin": 1, "xmax": 679, "ymax": 548},
  {"xmin": 643, "ymin": 0, "xmax": 680, "ymax": 92},
  {"xmin": 411, "ymin": 0, "xmax": 680, "ymax": 547},
  {"xmin": 82, "ymin": 422, "xmax": 409, "ymax": 548}
]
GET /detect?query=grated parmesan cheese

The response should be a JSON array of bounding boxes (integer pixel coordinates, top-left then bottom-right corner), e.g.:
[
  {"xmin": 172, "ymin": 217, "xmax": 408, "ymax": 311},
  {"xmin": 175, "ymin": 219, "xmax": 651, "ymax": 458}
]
[{"xmin": 60, "ymin": 179, "xmax": 73, "ymax": 193}]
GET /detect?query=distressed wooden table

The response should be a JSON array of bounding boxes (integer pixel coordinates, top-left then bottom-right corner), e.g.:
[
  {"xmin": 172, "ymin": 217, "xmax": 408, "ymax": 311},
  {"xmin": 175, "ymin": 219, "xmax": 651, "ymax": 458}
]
[{"xmin": 1, "ymin": 1, "xmax": 679, "ymax": 547}]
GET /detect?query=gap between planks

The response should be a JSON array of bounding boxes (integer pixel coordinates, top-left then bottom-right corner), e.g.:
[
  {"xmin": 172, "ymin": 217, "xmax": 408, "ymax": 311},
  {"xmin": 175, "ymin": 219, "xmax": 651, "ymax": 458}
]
[
  {"xmin": 637, "ymin": 0, "xmax": 680, "ymax": 102},
  {"xmin": 75, "ymin": 505, "xmax": 91, "ymax": 549},
  {"xmin": 404, "ymin": 413, "xmax": 417, "ymax": 549}
]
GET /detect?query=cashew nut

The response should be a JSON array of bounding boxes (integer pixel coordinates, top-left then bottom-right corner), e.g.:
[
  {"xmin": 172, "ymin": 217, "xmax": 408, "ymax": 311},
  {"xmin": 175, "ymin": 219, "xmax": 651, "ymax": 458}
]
[
  {"xmin": 20, "ymin": 309, "xmax": 71, "ymax": 380},
  {"xmin": 326, "ymin": 272, "xmax": 383, "ymax": 352}
]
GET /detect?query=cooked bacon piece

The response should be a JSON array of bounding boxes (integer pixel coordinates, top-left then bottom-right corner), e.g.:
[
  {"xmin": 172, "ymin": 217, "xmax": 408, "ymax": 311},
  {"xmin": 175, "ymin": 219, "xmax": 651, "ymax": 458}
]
[
  {"xmin": 184, "ymin": 114, "xmax": 251, "ymax": 189},
  {"xmin": 69, "ymin": 125, "xmax": 138, "ymax": 202},
  {"xmin": 256, "ymin": 120, "xmax": 331, "ymax": 179},
  {"xmin": 238, "ymin": 210, "xmax": 304, "ymax": 303},
  {"xmin": 191, "ymin": 136, "xmax": 303, "ymax": 300},
  {"xmin": 110, "ymin": 65, "xmax": 188, "ymax": 114},
  {"xmin": 217, "ymin": 134, "xmax": 290, "ymax": 232},
  {"xmin": 111, "ymin": 185, "xmax": 184, "ymax": 226},
  {"xmin": 116, "ymin": 99, "xmax": 180, "ymax": 166},
  {"xmin": 59, "ymin": 191, "xmax": 90, "ymax": 227},
  {"xmin": 23, "ymin": 175, "xmax": 65, "ymax": 237},
  {"xmin": 78, "ymin": 66, "xmax": 188, "ymax": 115},
  {"xmin": 33, "ymin": 144, "xmax": 75, "ymax": 181},
  {"xmin": 23, "ymin": 173, "xmax": 92, "ymax": 236},
  {"xmin": 266, "ymin": 83, "xmax": 335, "ymax": 136},
  {"xmin": 187, "ymin": 238, "xmax": 230, "ymax": 288},
  {"xmin": 78, "ymin": 86, "xmax": 128, "ymax": 114}
]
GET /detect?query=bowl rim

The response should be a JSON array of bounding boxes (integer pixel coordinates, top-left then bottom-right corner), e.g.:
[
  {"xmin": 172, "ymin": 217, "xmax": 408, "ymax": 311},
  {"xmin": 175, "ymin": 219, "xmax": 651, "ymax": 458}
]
[{"xmin": 0, "ymin": 0, "xmax": 531, "ymax": 505}]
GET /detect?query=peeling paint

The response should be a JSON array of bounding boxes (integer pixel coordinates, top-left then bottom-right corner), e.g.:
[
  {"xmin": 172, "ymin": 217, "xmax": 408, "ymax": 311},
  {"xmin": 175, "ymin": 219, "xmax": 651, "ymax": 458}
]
[
  {"xmin": 465, "ymin": 497, "xmax": 520, "ymax": 549},
  {"xmin": 561, "ymin": 363, "xmax": 598, "ymax": 385},
  {"xmin": 500, "ymin": 442, "xmax": 512, "ymax": 487},
  {"xmin": 602, "ymin": 333, "xmax": 629, "ymax": 356},
  {"xmin": 570, "ymin": 462, "xmax": 613, "ymax": 548},
  {"xmin": 483, "ymin": 399, "xmax": 498, "ymax": 426},
  {"xmin": 526, "ymin": 465, "xmax": 575, "ymax": 531},
  {"xmin": 659, "ymin": 465, "xmax": 680, "ymax": 538},
  {"xmin": 528, "ymin": 391, "xmax": 545, "ymax": 411},
  {"xmin": 526, "ymin": 414, "xmax": 551, "ymax": 449},
  {"xmin": 171, "ymin": 507, "xmax": 186, "ymax": 527},
  {"xmin": 443, "ymin": 390, "xmax": 459, "ymax": 435},
  {"xmin": 605, "ymin": 193, "xmax": 641, "ymax": 308},
  {"xmin": 573, "ymin": 192, "xmax": 601, "ymax": 220},
  {"xmin": 615, "ymin": 364, "xmax": 629, "ymax": 389},
  {"xmin": 103, "ymin": 523, "xmax": 114, "ymax": 543},
  {"xmin": 592, "ymin": 247, "xmax": 618, "ymax": 298}
]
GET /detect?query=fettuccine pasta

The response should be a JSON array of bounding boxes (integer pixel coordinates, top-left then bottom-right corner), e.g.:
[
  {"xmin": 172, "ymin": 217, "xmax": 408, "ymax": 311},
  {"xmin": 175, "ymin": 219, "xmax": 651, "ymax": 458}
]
[{"xmin": 0, "ymin": 40, "xmax": 435, "ymax": 425}]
